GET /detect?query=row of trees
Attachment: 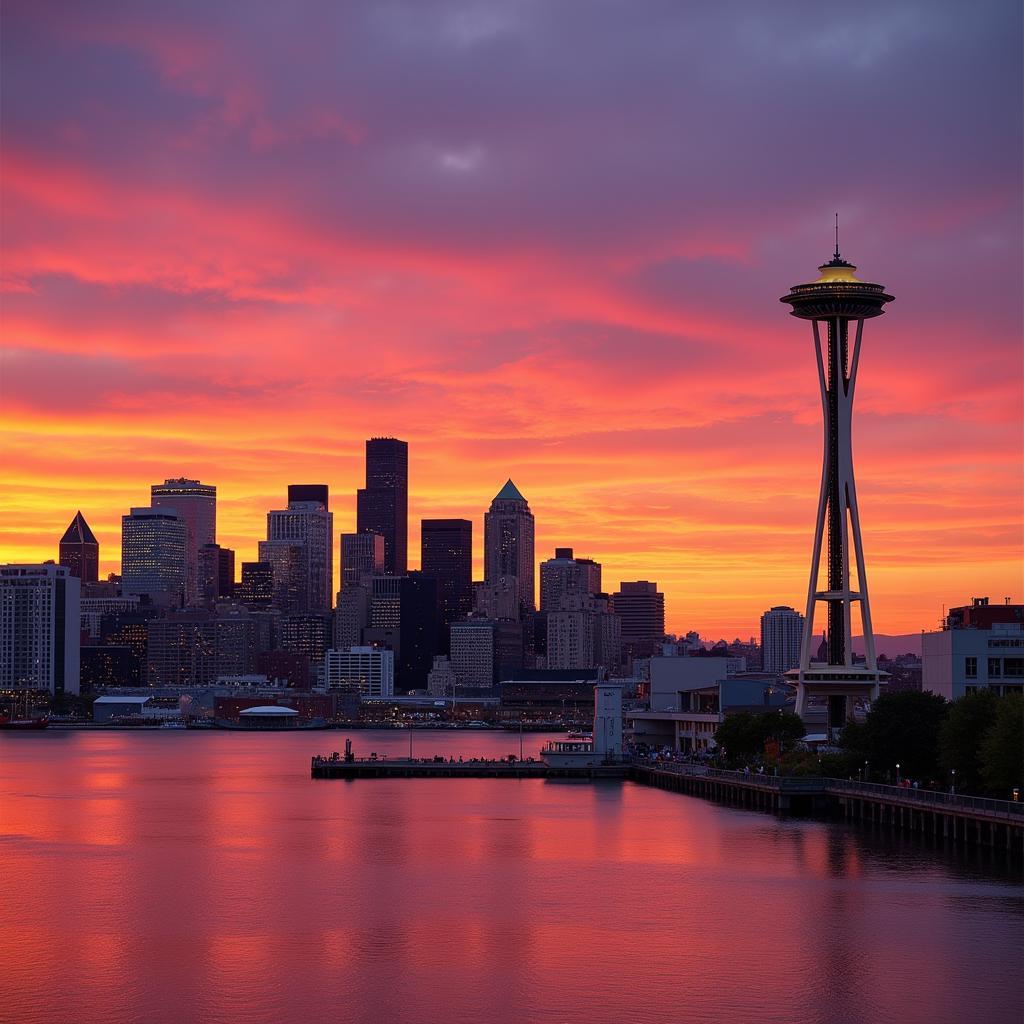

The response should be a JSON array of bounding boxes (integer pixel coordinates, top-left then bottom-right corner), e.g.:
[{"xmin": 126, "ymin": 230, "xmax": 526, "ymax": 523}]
[
  {"xmin": 712, "ymin": 691, "xmax": 1023, "ymax": 798},
  {"xmin": 842, "ymin": 690, "xmax": 1022, "ymax": 796}
]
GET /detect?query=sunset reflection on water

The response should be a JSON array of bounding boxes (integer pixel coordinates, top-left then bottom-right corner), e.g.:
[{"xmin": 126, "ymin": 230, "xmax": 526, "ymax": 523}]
[{"xmin": 1, "ymin": 730, "xmax": 1020, "ymax": 1024}]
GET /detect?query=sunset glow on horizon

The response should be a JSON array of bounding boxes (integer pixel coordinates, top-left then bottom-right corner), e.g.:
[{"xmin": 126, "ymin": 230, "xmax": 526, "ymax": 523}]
[{"xmin": 2, "ymin": 1, "xmax": 1021, "ymax": 637}]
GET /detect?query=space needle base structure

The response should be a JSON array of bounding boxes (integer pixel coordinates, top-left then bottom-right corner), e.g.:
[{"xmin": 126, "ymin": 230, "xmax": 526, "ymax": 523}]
[{"xmin": 781, "ymin": 239, "xmax": 893, "ymax": 742}]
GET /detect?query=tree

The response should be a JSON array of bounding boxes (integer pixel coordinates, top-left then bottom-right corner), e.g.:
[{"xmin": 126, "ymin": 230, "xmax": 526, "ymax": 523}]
[
  {"xmin": 842, "ymin": 690, "xmax": 948, "ymax": 783},
  {"xmin": 939, "ymin": 689, "xmax": 999, "ymax": 794},
  {"xmin": 980, "ymin": 694, "xmax": 1024, "ymax": 798},
  {"xmin": 714, "ymin": 710, "xmax": 805, "ymax": 767},
  {"xmin": 714, "ymin": 713, "xmax": 762, "ymax": 765}
]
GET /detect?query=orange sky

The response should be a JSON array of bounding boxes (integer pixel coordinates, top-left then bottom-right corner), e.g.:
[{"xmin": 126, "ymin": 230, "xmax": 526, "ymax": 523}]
[{"xmin": 1, "ymin": 2, "xmax": 1021, "ymax": 637}]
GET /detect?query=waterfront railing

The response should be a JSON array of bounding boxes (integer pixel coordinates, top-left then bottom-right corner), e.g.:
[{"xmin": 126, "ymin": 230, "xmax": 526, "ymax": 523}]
[{"xmin": 635, "ymin": 761, "xmax": 1024, "ymax": 818}]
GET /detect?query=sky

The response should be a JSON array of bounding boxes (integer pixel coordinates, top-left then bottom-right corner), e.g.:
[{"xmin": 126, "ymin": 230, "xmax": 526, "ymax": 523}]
[{"xmin": 1, "ymin": 0, "xmax": 1021, "ymax": 638}]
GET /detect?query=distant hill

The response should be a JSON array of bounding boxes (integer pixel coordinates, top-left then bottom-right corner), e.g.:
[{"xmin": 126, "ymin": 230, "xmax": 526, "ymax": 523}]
[{"xmin": 852, "ymin": 634, "xmax": 922, "ymax": 658}]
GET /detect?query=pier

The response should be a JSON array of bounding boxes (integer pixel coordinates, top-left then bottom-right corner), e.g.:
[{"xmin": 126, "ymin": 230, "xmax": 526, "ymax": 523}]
[
  {"xmin": 631, "ymin": 763, "xmax": 1024, "ymax": 853},
  {"xmin": 311, "ymin": 754, "xmax": 628, "ymax": 780}
]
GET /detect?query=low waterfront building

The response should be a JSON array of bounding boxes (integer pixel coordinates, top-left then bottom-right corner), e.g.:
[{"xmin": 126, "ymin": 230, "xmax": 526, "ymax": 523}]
[
  {"xmin": 324, "ymin": 646, "xmax": 394, "ymax": 698},
  {"xmin": 628, "ymin": 674, "xmax": 792, "ymax": 753},
  {"xmin": 93, "ymin": 695, "xmax": 151, "ymax": 722},
  {"xmin": 648, "ymin": 655, "xmax": 743, "ymax": 712},
  {"xmin": 923, "ymin": 600, "xmax": 1024, "ymax": 700}
]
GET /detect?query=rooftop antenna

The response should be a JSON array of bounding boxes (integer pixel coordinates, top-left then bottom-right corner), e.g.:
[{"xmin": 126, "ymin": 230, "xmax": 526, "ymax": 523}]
[{"xmin": 834, "ymin": 212, "xmax": 840, "ymax": 259}]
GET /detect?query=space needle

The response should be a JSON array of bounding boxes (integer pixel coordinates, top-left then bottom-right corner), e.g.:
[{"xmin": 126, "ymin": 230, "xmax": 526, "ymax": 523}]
[{"xmin": 781, "ymin": 223, "xmax": 894, "ymax": 740}]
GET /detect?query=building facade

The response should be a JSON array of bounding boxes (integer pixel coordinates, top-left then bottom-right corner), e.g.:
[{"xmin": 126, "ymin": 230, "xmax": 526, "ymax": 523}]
[
  {"xmin": 760, "ymin": 606, "xmax": 804, "ymax": 674},
  {"xmin": 340, "ymin": 532, "xmax": 384, "ymax": 587},
  {"xmin": 59, "ymin": 511, "xmax": 99, "ymax": 583},
  {"xmin": 266, "ymin": 490, "xmax": 333, "ymax": 611},
  {"xmin": 150, "ymin": 478, "xmax": 216, "ymax": 605},
  {"xmin": 483, "ymin": 480, "xmax": 535, "ymax": 616},
  {"xmin": 146, "ymin": 612, "xmax": 258, "ymax": 687},
  {"xmin": 546, "ymin": 594, "xmax": 621, "ymax": 672},
  {"xmin": 923, "ymin": 600, "xmax": 1024, "ymax": 700},
  {"xmin": 611, "ymin": 581, "xmax": 665, "ymax": 662},
  {"xmin": 421, "ymin": 518, "xmax": 473, "ymax": 644},
  {"xmin": 451, "ymin": 619, "xmax": 497, "ymax": 688},
  {"xmin": 121, "ymin": 507, "xmax": 188, "ymax": 604},
  {"xmin": 0, "ymin": 564, "xmax": 81, "ymax": 695},
  {"xmin": 539, "ymin": 548, "xmax": 601, "ymax": 612},
  {"xmin": 198, "ymin": 543, "xmax": 235, "ymax": 602},
  {"xmin": 257, "ymin": 540, "xmax": 308, "ymax": 614},
  {"xmin": 325, "ymin": 646, "xmax": 394, "ymax": 698},
  {"xmin": 356, "ymin": 437, "xmax": 408, "ymax": 574}
]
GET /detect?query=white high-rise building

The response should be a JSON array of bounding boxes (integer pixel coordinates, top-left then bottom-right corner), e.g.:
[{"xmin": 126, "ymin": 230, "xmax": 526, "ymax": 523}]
[
  {"xmin": 760, "ymin": 606, "xmax": 804, "ymax": 674},
  {"xmin": 121, "ymin": 507, "xmax": 187, "ymax": 604},
  {"xmin": 325, "ymin": 646, "xmax": 394, "ymax": 698},
  {"xmin": 0, "ymin": 564, "xmax": 81, "ymax": 695},
  {"xmin": 267, "ymin": 497, "xmax": 333, "ymax": 611}
]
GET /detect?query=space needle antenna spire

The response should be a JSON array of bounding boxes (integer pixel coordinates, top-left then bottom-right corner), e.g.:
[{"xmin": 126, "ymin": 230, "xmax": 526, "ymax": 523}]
[{"xmin": 834, "ymin": 212, "xmax": 840, "ymax": 259}]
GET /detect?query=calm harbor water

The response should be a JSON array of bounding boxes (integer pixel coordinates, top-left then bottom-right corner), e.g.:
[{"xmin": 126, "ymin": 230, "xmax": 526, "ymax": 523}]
[{"xmin": 1, "ymin": 729, "xmax": 1020, "ymax": 1024}]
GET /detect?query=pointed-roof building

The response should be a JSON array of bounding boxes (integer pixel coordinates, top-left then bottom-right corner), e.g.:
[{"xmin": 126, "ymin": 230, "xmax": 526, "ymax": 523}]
[
  {"xmin": 59, "ymin": 511, "xmax": 99, "ymax": 583},
  {"xmin": 484, "ymin": 479, "xmax": 535, "ymax": 616}
]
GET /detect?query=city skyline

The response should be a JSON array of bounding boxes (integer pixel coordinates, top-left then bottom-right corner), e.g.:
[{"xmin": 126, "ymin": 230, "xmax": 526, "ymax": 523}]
[{"xmin": 2, "ymin": 2, "xmax": 1021, "ymax": 638}]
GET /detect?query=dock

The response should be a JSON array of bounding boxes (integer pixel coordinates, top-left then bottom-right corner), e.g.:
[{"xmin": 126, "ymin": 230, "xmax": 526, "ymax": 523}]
[{"xmin": 311, "ymin": 755, "xmax": 629, "ymax": 780}]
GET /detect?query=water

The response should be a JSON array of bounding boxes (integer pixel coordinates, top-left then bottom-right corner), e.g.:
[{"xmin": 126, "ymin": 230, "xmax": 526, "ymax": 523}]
[{"xmin": 1, "ymin": 730, "xmax": 1020, "ymax": 1024}]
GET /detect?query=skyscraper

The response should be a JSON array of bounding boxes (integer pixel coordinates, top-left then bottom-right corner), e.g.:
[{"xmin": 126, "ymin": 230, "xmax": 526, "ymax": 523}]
[
  {"xmin": 267, "ymin": 486, "xmax": 333, "ymax": 610},
  {"xmin": 340, "ymin": 532, "xmax": 384, "ymax": 587},
  {"xmin": 484, "ymin": 479, "xmax": 535, "ymax": 616},
  {"xmin": 238, "ymin": 561, "xmax": 274, "ymax": 604},
  {"xmin": 611, "ymin": 581, "xmax": 665, "ymax": 661},
  {"xmin": 198, "ymin": 543, "xmax": 235, "ymax": 602},
  {"xmin": 760, "ymin": 606, "xmax": 804, "ymax": 674},
  {"xmin": 257, "ymin": 540, "xmax": 308, "ymax": 614},
  {"xmin": 781, "ymin": 236, "xmax": 892, "ymax": 735},
  {"xmin": 356, "ymin": 438, "xmax": 408, "ymax": 574},
  {"xmin": 421, "ymin": 518, "xmax": 473, "ymax": 644},
  {"xmin": 151, "ymin": 478, "xmax": 216, "ymax": 605},
  {"xmin": 539, "ymin": 547, "xmax": 601, "ymax": 611},
  {"xmin": 59, "ymin": 511, "xmax": 99, "ymax": 583},
  {"xmin": 0, "ymin": 563, "xmax": 81, "ymax": 696},
  {"xmin": 121, "ymin": 507, "xmax": 188, "ymax": 604},
  {"xmin": 397, "ymin": 572, "xmax": 438, "ymax": 692}
]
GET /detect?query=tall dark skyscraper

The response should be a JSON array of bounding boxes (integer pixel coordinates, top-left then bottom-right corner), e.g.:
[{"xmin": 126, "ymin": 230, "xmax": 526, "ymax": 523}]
[
  {"xmin": 288, "ymin": 484, "xmax": 329, "ymax": 506},
  {"xmin": 397, "ymin": 571, "xmax": 438, "ymax": 692},
  {"xmin": 356, "ymin": 437, "xmax": 408, "ymax": 574},
  {"xmin": 59, "ymin": 511, "xmax": 99, "ymax": 583},
  {"xmin": 421, "ymin": 519, "xmax": 473, "ymax": 647}
]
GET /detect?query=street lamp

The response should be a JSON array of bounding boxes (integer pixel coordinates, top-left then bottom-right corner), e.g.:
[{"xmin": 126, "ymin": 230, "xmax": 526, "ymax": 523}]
[
  {"xmin": 951, "ymin": 768, "xmax": 956, "ymax": 795},
  {"xmin": 896, "ymin": 762, "xmax": 901, "ymax": 785},
  {"xmin": 864, "ymin": 760, "xmax": 870, "ymax": 784}
]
